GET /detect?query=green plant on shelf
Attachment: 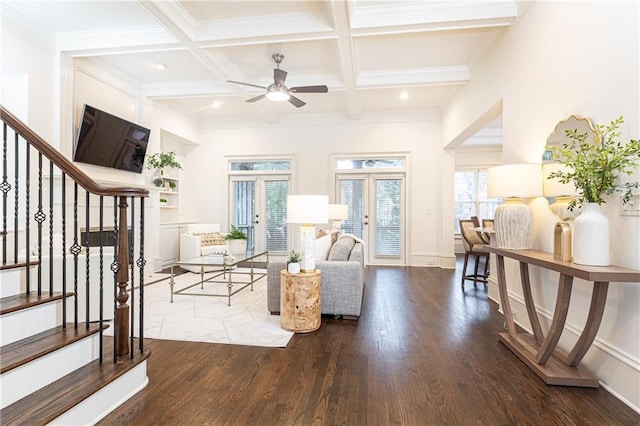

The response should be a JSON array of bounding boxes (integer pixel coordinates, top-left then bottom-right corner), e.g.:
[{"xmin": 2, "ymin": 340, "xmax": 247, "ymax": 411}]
[
  {"xmin": 159, "ymin": 198, "xmax": 167, "ymax": 204},
  {"xmin": 168, "ymin": 180, "xmax": 177, "ymax": 191},
  {"xmin": 146, "ymin": 151, "xmax": 182, "ymax": 170}
]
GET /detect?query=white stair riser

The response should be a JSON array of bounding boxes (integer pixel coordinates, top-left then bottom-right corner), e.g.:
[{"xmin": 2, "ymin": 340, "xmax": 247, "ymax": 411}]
[
  {"xmin": 0, "ymin": 333, "xmax": 100, "ymax": 409},
  {"xmin": 0, "ymin": 269, "xmax": 26, "ymax": 298},
  {"xmin": 0, "ymin": 302, "xmax": 60, "ymax": 346},
  {"xmin": 51, "ymin": 360, "xmax": 148, "ymax": 425}
]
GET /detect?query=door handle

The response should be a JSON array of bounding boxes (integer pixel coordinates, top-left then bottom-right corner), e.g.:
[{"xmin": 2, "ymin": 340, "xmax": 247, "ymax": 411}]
[{"xmin": 364, "ymin": 221, "xmax": 369, "ymax": 225}]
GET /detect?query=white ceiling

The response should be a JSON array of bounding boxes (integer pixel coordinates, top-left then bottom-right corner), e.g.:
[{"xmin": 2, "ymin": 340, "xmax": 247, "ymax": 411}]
[{"xmin": 3, "ymin": 0, "xmax": 516, "ymax": 139}]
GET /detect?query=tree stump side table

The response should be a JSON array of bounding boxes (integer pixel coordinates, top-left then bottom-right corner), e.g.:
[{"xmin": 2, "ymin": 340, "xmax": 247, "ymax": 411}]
[{"xmin": 280, "ymin": 269, "xmax": 322, "ymax": 333}]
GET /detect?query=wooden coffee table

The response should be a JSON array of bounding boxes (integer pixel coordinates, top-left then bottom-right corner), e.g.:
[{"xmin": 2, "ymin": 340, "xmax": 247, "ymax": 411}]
[{"xmin": 170, "ymin": 251, "xmax": 268, "ymax": 306}]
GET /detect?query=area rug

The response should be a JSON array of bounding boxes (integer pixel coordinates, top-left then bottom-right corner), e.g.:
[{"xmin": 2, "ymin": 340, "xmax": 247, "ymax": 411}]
[{"xmin": 105, "ymin": 269, "xmax": 293, "ymax": 348}]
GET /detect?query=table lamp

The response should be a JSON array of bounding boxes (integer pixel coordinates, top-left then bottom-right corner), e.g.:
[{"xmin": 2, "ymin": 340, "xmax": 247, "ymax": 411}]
[
  {"xmin": 328, "ymin": 204, "xmax": 348, "ymax": 230},
  {"xmin": 487, "ymin": 163, "xmax": 542, "ymax": 249},
  {"xmin": 287, "ymin": 195, "xmax": 329, "ymax": 273}
]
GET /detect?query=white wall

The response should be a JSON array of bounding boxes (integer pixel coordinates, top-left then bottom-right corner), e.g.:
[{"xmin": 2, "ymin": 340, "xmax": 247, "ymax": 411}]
[
  {"xmin": 188, "ymin": 112, "xmax": 449, "ymax": 267},
  {"xmin": 443, "ymin": 1, "xmax": 640, "ymax": 410}
]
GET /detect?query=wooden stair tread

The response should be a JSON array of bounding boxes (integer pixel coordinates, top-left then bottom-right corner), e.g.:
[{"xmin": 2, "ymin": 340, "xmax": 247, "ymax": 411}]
[
  {"xmin": 0, "ymin": 291, "xmax": 73, "ymax": 315},
  {"xmin": 0, "ymin": 323, "xmax": 108, "ymax": 374},
  {"xmin": 0, "ymin": 261, "xmax": 39, "ymax": 271},
  {"xmin": 0, "ymin": 339, "xmax": 151, "ymax": 425}
]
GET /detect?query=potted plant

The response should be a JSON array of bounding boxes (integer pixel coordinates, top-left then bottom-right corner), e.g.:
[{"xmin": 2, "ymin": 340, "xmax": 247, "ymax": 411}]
[
  {"xmin": 547, "ymin": 115, "xmax": 640, "ymax": 265},
  {"xmin": 159, "ymin": 198, "xmax": 167, "ymax": 205},
  {"xmin": 146, "ymin": 151, "xmax": 182, "ymax": 187},
  {"xmin": 224, "ymin": 225, "xmax": 248, "ymax": 255},
  {"xmin": 287, "ymin": 250, "xmax": 302, "ymax": 274}
]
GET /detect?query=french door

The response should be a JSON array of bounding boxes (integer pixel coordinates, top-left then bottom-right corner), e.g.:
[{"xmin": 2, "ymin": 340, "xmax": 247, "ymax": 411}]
[
  {"xmin": 336, "ymin": 173, "xmax": 405, "ymax": 265},
  {"xmin": 229, "ymin": 176, "xmax": 289, "ymax": 254}
]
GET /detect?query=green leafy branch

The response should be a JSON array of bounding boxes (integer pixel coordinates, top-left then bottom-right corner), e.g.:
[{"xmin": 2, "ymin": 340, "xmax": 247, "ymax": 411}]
[
  {"xmin": 146, "ymin": 151, "xmax": 182, "ymax": 170},
  {"xmin": 547, "ymin": 116, "xmax": 640, "ymax": 209}
]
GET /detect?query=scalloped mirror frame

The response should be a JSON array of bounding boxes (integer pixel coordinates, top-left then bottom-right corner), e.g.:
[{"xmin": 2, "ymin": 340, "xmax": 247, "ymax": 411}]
[{"xmin": 543, "ymin": 115, "xmax": 600, "ymax": 220}]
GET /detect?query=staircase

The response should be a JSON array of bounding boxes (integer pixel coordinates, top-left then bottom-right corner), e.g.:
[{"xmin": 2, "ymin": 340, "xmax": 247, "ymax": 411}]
[{"xmin": 0, "ymin": 106, "xmax": 150, "ymax": 424}]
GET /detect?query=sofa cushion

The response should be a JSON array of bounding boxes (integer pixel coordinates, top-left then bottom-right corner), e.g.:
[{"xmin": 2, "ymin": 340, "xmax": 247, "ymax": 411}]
[
  {"xmin": 317, "ymin": 228, "xmax": 341, "ymax": 245},
  {"xmin": 196, "ymin": 232, "xmax": 226, "ymax": 246},
  {"xmin": 328, "ymin": 236, "xmax": 356, "ymax": 261},
  {"xmin": 315, "ymin": 233, "xmax": 332, "ymax": 261}
]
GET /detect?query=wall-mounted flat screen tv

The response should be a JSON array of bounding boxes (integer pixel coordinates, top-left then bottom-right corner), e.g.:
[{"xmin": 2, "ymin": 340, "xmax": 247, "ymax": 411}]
[{"xmin": 73, "ymin": 104, "xmax": 150, "ymax": 173}]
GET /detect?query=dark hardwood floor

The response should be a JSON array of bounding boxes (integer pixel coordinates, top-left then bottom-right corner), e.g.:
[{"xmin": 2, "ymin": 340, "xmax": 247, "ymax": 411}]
[{"xmin": 100, "ymin": 263, "xmax": 639, "ymax": 425}]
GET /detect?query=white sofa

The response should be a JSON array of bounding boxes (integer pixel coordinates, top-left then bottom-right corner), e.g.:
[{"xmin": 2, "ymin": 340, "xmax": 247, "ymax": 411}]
[{"xmin": 179, "ymin": 223, "xmax": 229, "ymax": 273}]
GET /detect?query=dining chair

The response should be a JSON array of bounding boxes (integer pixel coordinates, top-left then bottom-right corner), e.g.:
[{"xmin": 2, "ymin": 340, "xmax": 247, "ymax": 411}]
[{"xmin": 459, "ymin": 219, "xmax": 490, "ymax": 290}]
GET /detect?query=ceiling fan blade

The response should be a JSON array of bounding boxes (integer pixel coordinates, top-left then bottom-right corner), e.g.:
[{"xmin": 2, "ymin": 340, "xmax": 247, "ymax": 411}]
[
  {"xmin": 288, "ymin": 95, "xmax": 306, "ymax": 108},
  {"xmin": 290, "ymin": 85, "xmax": 328, "ymax": 93},
  {"xmin": 246, "ymin": 94, "xmax": 266, "ymax": 103},
  {"xmin": 227, "ymin": 80, "xmax": 267, "ymax": 90},
  {"xmin": 274, "ymin": 68, "xmax": 287, "ymax": 85}
]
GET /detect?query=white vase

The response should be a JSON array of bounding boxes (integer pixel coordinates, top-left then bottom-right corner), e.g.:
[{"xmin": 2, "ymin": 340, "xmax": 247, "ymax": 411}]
[
  {"xmin": 228, "ymin": 239, "xmax": 247, "ymax": 255},
  {"xmin": 287, "ymin": 262, "xmax": 300, "ymax": 274},
  {"xmin": 572, "ymin": 203, "xmax": 610, "ymax": 266}
]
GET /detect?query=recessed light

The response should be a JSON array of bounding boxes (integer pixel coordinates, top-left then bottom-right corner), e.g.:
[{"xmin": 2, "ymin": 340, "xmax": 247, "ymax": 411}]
[
  {"xmin": 399, "ymin": 91, "xmax": 409, "ymax": 100},
  {"xmin": 153, "ymin": 62, "xmax": 167, "ymax": 70},
  {"xmin": 212, "ymin": 101, "xmax": 221, "ymax": 109}
]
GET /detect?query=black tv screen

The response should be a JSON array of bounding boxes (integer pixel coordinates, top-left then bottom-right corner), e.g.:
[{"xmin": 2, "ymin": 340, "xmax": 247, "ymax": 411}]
[{"xmin": 73, "ymin": 104, "xmax": 150, "ymax": 173}]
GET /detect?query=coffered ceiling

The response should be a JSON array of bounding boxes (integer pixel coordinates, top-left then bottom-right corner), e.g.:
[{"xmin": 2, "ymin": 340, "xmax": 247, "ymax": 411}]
[{"xmin": 3, "ymin": 0, "xmax": 519, "ymax": 128}]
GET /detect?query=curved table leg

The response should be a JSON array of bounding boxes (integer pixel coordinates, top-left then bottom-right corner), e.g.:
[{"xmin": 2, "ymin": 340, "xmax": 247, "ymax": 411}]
[
  {"xmin": 496, "ymin": 254, "xmax": 517, "ymax": 336},
  {"xmin": 519, "ymin": 261, "xmax": 544, "ymax": 344},
  {"xmin": 566, "ymin": 281, "xmax": 609, "ymax": 366},
  {"xmin": 536, "ymin": 273, "xmax": 573, "ymax": 364}
]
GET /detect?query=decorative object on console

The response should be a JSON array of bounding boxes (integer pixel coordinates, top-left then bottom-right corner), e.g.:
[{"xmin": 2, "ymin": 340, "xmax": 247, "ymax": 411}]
[
  {"xmin": 487, "ymin": 163, "xmax": 542, "ymax": 250},
  {"xmin": 546, "ymin": 116, "xmax": 640, "ymax": 266},
  {"xmin": 287, "ymin": 194, "xmax": 329, "ymax": 273},
  {"xmin": 328, "ymin": 204, "xmax": 349, "ymax": 230},
  {"xmin": 287, "ymin": 250, "xmax": 301, "ymax": 274},
  {"xmin": 224, "ymin": 225, "xmax": 248, "ymax": 255},
  {"xmin": 146, "ymin": 151, "xmax": 182, "ymax": 187}
]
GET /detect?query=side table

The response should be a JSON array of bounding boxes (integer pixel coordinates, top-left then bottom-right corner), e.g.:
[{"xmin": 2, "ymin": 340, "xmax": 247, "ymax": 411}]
[{"xmin": 280, "ymin": 269, "xmax": 322, "ymax": 333}]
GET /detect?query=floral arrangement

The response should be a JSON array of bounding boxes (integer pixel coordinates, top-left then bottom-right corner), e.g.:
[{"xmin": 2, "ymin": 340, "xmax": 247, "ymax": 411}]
[{"xmin": 547, "ymin": 116, "xmax": 640, "ymax": 209}]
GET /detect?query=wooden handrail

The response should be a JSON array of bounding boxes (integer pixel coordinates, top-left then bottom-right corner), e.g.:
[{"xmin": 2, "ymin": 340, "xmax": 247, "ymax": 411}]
[{"xmin": 1, "ymin": 105, "xmax": 148, "ymax": 198}]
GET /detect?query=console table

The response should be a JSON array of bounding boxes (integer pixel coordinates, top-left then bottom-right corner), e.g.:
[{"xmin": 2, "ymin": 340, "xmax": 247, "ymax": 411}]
[{"xmin": 485, "ymin": 246, "xmax": 640, "ymax": 387}]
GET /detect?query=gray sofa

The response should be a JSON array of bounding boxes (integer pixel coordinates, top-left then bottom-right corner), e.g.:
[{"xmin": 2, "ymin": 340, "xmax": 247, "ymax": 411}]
[{"xmin": 267, "ymin": 240, "xmax": 365, "ymax": 319}]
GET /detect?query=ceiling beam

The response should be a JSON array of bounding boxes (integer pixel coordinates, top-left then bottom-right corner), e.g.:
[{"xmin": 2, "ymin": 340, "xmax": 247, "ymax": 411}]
[{"xmin": 329, "ymin": 0, "xmax": 360, "ymax": 120}]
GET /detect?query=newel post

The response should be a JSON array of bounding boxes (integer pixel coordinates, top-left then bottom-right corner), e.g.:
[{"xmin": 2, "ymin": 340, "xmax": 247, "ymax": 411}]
[{"xmin": 116, "ymin": 196, "xmax": 130, "ymax": 356}]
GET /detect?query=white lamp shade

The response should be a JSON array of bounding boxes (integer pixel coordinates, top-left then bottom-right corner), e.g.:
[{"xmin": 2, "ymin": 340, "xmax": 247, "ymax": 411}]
[
  {"xmin": 287, "ymin": 195, "xmax": 329, "ymax": 224},
  {"xmin": 328, "ymin": 204, "xmax": 349, "ymax": 220},
  {"xmin": 542, "ymin": 163, "xmax": 577, "ymax": 197},
  {"xmin": 487, "ymin": 163, "xmax": 542, "ymax": 199}
]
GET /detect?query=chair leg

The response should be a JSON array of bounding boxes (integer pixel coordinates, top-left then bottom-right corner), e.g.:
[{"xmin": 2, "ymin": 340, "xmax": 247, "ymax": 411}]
[
  {"xmin": 473, "ymin": 255, "xmax": 481, "ymax": 288},
  {"xmin": 461, "ymin": 253, "xmax": 469, "ymax": 289}
]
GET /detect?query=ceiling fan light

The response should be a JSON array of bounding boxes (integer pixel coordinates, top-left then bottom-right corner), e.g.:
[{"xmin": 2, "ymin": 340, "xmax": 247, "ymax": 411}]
[{"xmin": 266, "ymin": 88, "xmax": 290, "ymax": 102}]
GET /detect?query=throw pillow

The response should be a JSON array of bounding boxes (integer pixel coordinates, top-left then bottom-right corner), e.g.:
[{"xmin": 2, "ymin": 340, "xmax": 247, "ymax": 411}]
[
  {"xmin": 196, "ymin": 232, "xmax": 226, "ymax": 246},
  {"xmin": 314, "ymin": 233, "xmax": 332, "ymax": 261},
  {"xmin": 328, "ymin": 236, "xmax": 356, "ymax": 261}
]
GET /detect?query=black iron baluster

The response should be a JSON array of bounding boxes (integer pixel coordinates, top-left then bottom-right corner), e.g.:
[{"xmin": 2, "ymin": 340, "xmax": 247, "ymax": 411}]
[
  {"xmin": 99, "ymin": 196, "xmax": 104, "ymax": 363},
  {"xmin": 62, "ymin": 172, "xmax": 67, "ymax": 327},
  {"xmin": 85, "ymin": 191, "xmax": 90, "ymax": 329},
  {"xmin": 36, "ymin": 152, "xmax": 44, "ymax": 295},
  {"xmin": 71, "ymin": 183, "xmax": 80, "ymax": 328},
  {"xmin": 13, "ymin": 130, "xmax": 19, "ymax": 265},
  {"xmin": 138, "ymin": 196, "xmax": 145, "ymax": 354},
  {"xmin": 1, "ymin": 123, "xmax": 9, "ymax": 265},
  {"xmin": 24, "ymin": 141, "xmax": 30, "ymax": 292},
  {"xmin": 129, "ymin": 196, "xmax": 135, "ymax": 359},
  {"xmin": 48, "ymin": 160, "xmax": 54, "ymax": 295}
]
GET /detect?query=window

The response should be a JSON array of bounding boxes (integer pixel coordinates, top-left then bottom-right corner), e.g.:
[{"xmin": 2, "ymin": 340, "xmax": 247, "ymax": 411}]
[{"xmin": 454, "ymin": 170, "xmax": 502, "ymax": 233}]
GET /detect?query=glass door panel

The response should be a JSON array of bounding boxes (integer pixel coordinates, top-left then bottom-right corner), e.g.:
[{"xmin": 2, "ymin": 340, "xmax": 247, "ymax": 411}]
[
  {"xmin": 337, "ymin": 174, "xmax": 405, "ymax": 265},
  {"xmin": 375, "ymin": 178, "xmax": 401, "ymax": 257},
  {"xmin": 230, "ymin": 176, "xmax": 289, "ymax": 255},
  {"xmin": 230, "ymin": 179, "xmax": 256, "ymax": 251}
]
